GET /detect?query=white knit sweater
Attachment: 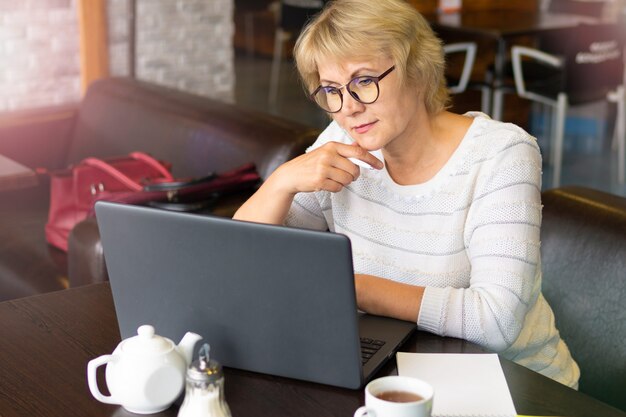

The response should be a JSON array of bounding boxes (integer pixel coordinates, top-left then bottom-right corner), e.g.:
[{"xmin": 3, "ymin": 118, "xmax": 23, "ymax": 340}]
[{"xmin": 285, "ymin": 113, "xmax": 580, "ymax": 387}]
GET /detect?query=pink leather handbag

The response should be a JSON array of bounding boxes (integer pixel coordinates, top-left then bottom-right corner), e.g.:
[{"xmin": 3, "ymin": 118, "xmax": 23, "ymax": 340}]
[{"xmin": 44, "ymin": 152, "xmax": 260, "ymax": 251}]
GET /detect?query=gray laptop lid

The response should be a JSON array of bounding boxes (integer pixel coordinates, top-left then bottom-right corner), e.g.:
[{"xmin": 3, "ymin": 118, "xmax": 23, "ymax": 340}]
[{"xmin": 95, "ymin": 201, "xmax": 414, "ymax": 389}]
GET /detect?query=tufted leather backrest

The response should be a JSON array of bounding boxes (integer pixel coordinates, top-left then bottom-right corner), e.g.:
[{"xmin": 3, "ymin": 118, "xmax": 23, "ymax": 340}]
[
  {"xmin": 65, "ymin": 77, "xmax": 319, "ymax": 180},
  {"xmin": 541, "ymin": 186, "xmax": 626, "ymax": 411}
]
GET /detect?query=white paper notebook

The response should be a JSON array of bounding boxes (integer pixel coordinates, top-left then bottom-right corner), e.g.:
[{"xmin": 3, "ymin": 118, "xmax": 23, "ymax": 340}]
[{"xmin": 397, "ymin": 352, "xmax": 517, "ymax": 417}]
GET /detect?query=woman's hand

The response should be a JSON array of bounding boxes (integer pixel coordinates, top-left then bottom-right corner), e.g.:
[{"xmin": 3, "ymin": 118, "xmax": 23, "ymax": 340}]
[
  {"xmin": 233, "ymin": 142, "xmax": 382, "ymax": 224},
  {"xmin": 272, "ymin": 141, "xmax": 384, "ymax": 195},
  {"xmin": 355, "ymin": 274, "xmax": 424, "ymax": 323}
]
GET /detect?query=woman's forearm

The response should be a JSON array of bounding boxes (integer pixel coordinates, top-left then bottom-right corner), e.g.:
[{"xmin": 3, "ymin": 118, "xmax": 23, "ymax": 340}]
[
  {"xmin": 234, "ymin": 142, "xmax": 374, "ymax": 224},
  {"xmin": 355, "ymin": 274, "xmax": 424, "ymax": 323},
  {"xmin": 233, "ymin": 173, "xmax": 296, "ymax": 225}
]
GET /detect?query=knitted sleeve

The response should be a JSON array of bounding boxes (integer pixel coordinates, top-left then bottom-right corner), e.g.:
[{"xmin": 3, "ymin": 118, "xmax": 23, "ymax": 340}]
[
  {"xmin": 284, "ymin": 191, "xmax": 329, "ymax": 230},
  {"xmin": 418, "ymin": 130, "xmax": 543, "ymax": 353}
]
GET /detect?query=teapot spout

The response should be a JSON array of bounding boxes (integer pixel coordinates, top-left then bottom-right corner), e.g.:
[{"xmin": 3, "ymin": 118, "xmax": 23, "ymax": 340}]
[{"xmin": 177, "ymin": 332, "xmax": 202, "ymax": 366}]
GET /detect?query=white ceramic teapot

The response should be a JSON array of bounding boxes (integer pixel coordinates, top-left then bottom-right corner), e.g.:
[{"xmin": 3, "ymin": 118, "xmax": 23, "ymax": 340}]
[{"xmin": 87, "ymin": 324, "xmax": 202, "ymax": 414}]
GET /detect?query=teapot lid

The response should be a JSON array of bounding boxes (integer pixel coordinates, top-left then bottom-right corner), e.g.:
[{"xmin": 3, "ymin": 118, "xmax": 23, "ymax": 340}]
[{"xmin": 121, "ymin": 325, "xmax": 174, "ymax": 355}]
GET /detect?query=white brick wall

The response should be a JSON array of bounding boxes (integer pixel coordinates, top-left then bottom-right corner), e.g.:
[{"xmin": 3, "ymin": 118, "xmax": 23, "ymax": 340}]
[
  {"xmin": 0, "ymin": 0, "xmax": 81, "ymax": 112},
  {"xmin": 0, "ymin": 0, "xmax": 234, "ymax": 113},
  {"xmin": 107, "ymin": 0, "xmax": 235, "ymax": 102}
]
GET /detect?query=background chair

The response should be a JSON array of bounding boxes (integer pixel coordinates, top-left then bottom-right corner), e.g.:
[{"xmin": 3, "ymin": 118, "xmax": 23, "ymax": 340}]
[
  {"xmin": 490, "ymin": 0, "xmax": 614, "ymax": 122},
  {"xmin": 500, "ymin": 23, "xmax": 625, "ymax": 186},
  {"xmin": 268, "ymin": 0, "xmax": 325, "ymax": 107},
  {"xmin": 444, "ymin": 42, "xmax": 477, "ymax": 95},
  {"xmin": 540, "ymin": 186, "xmax": 626, "ymax": 412},
  {"xmin": 443, "ymin": 42, "xmax": 492, "ymax": 113}
]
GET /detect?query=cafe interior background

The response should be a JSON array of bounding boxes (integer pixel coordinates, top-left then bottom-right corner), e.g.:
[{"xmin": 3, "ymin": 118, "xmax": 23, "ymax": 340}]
[
  {"xmin": 1, "ymin": 1, "xmax": 626, "ymax": 415},
  {"xmin": 1, "ymin": 0, "xmax": 625, "ymax": 195}
]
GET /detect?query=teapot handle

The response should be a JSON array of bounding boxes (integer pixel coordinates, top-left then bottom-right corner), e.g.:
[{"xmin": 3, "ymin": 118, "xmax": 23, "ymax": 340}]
[{"xmin": 87, "ymin": 355, "xmax": 119, "ymax": 405}]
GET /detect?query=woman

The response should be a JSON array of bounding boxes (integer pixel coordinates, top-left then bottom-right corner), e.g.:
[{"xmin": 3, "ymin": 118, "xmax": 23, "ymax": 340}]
[{"xmin": 234, "ymin": 0, "xmax": 579, "ymax": 387}]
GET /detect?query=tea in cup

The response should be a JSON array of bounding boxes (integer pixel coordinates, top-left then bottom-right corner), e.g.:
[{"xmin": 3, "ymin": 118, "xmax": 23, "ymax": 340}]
[{"xmin": 354, "ymin": 376, "xmax": 433, "ymax": 417}]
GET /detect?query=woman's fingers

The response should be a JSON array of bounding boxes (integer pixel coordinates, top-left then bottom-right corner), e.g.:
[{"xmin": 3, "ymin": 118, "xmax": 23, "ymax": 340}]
[
  {"xmin": 324, "ymin": 152, "xmax": 361, "ymax": 181},
  {"xmin": 313, "ymin": 165, "xmax": 358, "ymax": 189},
  {"xmin": 318, "ymin": 178, "xmax": 345, "ymax": 193},
  {"xmin": 277, "ymin": 141, "xmax": 381, "ymax": 194},
  {"xmin": 340, "ymin": 143, "xmax": 384, "ymax": 169}
]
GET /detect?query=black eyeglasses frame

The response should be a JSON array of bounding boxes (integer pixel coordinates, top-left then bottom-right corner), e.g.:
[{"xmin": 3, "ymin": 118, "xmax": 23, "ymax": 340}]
[{"xmin": 309, "ymin": 65, "xmax": 396, "ymax": 113}]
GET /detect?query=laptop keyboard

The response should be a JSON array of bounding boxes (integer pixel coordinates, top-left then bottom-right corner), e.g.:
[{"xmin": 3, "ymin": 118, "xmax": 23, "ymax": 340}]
[{"xmin": 360, "ymin": 337, "xmax": 386, "ymax": 364}]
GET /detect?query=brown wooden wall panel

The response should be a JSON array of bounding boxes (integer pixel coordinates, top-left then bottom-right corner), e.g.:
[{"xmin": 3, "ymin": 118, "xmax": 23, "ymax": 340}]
[{"xmin": 77, "ymin": 0, "xmax": 110, "ymax": 95}]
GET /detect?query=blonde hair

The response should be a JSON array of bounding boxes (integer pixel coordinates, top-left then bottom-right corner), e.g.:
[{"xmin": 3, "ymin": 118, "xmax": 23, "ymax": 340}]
[{"xmin": 294, "ymin": 0, "xmax": 449, "ymax": 114}]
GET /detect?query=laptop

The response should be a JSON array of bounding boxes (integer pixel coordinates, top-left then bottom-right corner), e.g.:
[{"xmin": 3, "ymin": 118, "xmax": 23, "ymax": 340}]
[{"xmin": 95, "ymin": 201, "xmax": 416, "ymax": 389}]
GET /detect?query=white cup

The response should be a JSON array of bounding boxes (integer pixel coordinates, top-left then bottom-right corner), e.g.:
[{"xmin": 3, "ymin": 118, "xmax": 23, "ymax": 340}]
[{"xmin": 354, "ymin": 376, "xmax": 434, "ymax": 417}]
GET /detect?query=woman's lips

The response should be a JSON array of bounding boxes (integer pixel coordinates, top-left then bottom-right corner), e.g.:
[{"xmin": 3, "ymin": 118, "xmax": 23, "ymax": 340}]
[{"xmin": 353, "ymin": 121, "xmax": 377, "ymax": 134}]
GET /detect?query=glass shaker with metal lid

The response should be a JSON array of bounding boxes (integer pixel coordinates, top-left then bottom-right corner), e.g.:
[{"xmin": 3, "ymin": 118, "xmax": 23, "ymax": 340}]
[{"xmin": 177, "ymin": 343, "xmax": 232, "ymax": 417}]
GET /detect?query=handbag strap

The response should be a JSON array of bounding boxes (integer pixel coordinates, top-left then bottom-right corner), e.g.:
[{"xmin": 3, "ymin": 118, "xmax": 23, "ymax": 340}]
[
  {"xmin": 142, "ymin": 173, "xmax": 217, "ymax": 192},
  {"xmin": 129, "ymin": 151, "xmax": 174, "ymax": 180},
  {"xmin": 80, "ymin": 152, "xmax": 173, "ymax": 191},
  {"xmin": 80, "ymin": 158, "xmax": 144, "ymax": 191}
]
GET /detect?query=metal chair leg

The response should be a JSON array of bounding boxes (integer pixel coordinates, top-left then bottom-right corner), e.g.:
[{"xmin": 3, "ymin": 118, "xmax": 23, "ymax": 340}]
[
  {"xmin": 615, "ymin": 85, "xmax": 625, "ymax": 184},
  {"xmin": 552, "ymin": 93, "xmax": 568, "ymax": 187},
  {"xmin": 492, "ymin": 88, "xmax": 504, "ymax": 121},
  {"xmin": 481, "ymin": 86, "xmax": 492, "ymax": 115},
  {"xmin": 481, "ymin": 71, "xmax": 493, "ymax": 115},
  {"xmin": 550, "ymin": 101, "xmax": 559, "ymax": 167}
]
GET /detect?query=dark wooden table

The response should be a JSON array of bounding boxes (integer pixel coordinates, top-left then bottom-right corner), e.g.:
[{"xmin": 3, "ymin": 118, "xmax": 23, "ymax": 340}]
[
  {"xmin": 1, "ymin": 283, "xmax": 625, "ymax": 417},
  {"xmin": 428, "ymin": 10, "xmax": 599, "ymax": 40}
]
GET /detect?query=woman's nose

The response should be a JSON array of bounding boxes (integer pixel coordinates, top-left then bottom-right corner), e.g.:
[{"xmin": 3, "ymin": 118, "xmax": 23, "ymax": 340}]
[{"xmin": 341, "ymin": 91, "xmax": 365, "ymax": 115}]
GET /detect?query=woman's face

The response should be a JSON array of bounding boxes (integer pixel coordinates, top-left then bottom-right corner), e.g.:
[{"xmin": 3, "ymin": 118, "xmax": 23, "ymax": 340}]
[{"xmin": 316, "ymin": 57, "xmax": 423, "ymax": 152}]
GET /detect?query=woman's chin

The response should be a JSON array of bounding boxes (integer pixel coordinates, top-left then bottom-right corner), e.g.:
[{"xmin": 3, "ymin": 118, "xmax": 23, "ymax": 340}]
[
  {"xmin": 358, "ymin": 140, "xmax": 384, "ymax": 152},
  {"xmin": 350, "ymin": 135, "xmax": 378, "ymax": 150}
]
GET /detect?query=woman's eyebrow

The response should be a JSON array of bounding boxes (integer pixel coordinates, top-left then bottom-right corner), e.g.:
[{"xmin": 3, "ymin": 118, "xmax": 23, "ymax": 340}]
[{"xmin": 319, "ymin": 68, "xmax": 378, "ymax": 85}]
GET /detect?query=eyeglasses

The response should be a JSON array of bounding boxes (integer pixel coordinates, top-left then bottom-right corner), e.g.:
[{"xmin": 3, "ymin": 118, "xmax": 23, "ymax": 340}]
[{"xmin": 309, "ymin": 66, "xmax": 396, "ymax": 113}]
